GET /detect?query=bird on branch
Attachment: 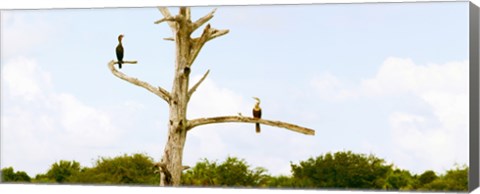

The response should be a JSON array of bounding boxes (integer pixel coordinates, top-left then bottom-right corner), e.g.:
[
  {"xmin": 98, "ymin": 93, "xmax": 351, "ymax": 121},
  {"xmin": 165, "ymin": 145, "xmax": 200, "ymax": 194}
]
[
  {"xmin": 116, "ymin": 34, "xmax": 124, "ymax": 69},
  {"xmin": 252, "ymin": 97, "xmax": 262, "ymax": 133}
]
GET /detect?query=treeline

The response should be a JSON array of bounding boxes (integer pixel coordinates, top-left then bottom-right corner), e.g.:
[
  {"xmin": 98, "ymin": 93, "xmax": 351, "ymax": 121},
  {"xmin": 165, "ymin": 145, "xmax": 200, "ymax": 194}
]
[{"xmin": 1, "ymin": 151, "xmax": 468, "ymax": 191}]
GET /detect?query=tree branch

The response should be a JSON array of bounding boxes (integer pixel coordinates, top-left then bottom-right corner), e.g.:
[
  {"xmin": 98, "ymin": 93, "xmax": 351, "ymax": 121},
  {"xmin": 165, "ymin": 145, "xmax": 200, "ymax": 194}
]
[
  {"xmin": 157, "ymin": 7, "xmax": 176, "ymax": 30},
  {"xmin": 108, "ymin": 60, "xmax": 171, "ymax": 103},
  {"xmin": 110, "ymin": 60, "xmax": 137, "ymax": 65},
  {"xmin": 188, "ymin": 69, "xmax": 210, "ymax": 101},
  {"xmin": 192, "ymin": 8, "xmax": 217, "ymax": 31},
  {"xmin": 179, "ymin": 7, "xmax": 191, "ymax": 22},
  {"xmin": 187, "ymin": 24, "xmax": 210, "ymax": 67},
  {"xmin": 154, "ymin": 16, "xmax": 178, "ymax": 24},
  {"xmin": 209, "ymin": 29, "xmax": 229, "ymax": 41},
  {"xmin": 154, "ymin": 162, "xmax": 190, "ymax": 171},
  {"xmin": 185, "ymin": 7, "xmax": 191, "ymax": 22},
  {"xmin": 187, "ymin": 24, "xmax": 229, "ymax": 67},
  {"xmin": 156, "ymin": 7, "xmax": 228, "ymax": 67},
  {"xmin": 154, "ymin": 162, "xmax": 189, "ymax": 186},
  {"xmin": 187, "ymin": 116, "xmax": 315, "ymax": 135}
]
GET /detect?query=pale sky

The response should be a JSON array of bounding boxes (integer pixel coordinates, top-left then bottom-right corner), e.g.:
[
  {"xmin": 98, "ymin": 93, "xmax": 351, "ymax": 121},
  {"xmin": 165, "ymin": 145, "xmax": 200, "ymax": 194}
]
[{"xmin": 1, "ymin": 2, "xmax": 469, "ymax": 178}]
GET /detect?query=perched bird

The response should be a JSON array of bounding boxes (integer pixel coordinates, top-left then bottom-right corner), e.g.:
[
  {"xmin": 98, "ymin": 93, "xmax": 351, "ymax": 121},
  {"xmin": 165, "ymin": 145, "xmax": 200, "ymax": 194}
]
[
  {"xmin": 116, "ymin": 34, "xmax": 124, "ymax": 69},
  {"xmin": 252, "ymin": 97, "xmax": 262, "ymax": 133}
]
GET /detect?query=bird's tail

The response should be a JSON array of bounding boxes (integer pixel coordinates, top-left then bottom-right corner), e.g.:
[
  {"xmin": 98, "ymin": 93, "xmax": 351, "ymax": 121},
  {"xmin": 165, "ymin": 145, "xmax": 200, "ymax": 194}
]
[
  {"xmin": 256, "ymin": 123, "xmax": 261, "ymax": 133},
  {"xmin": 119, "ymin": 62, "xmax": 122, "ymax": 69}
]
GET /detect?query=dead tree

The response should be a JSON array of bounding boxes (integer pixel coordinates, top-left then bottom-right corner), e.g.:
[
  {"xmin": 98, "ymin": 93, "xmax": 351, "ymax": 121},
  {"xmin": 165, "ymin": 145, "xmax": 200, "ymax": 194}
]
[{"xmin": 108, "ymin": 7, "xmax": 315, "ymax": 186}]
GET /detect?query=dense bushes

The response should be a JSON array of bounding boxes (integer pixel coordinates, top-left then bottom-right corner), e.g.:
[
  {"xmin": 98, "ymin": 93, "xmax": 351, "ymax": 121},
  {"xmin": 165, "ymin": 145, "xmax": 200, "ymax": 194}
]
[{"xmin": 1, "ymin": 151, "xmax": 468, "ymax": 191}]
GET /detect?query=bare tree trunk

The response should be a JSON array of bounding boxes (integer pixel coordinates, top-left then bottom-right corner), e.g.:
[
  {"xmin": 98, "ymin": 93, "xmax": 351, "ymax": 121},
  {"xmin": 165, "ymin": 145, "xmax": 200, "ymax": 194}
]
[
  {"xmin": 108, "ymin": 6, "xmax": 315, "ymax": 187},
  {"xmin": 160, "ymin": 13, "xmax": 191, "ymax": 185}
]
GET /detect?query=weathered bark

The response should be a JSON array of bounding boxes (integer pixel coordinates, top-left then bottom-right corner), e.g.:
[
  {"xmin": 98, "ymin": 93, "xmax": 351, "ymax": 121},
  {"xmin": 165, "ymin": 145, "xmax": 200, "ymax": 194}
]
[
  {"xmin": 159, "ymin": 7, "xmax": 191, "ymax": 186},
  {"xmin": 108, "ymin": 60, "xmax": 170, "ymax": 103},
  {"xmin": 187, "ymin": 69, "xmax": 210, "ymax": 102},
  {"xmin": 188, "ymin": 116, "xmax": 315, "ymax": 135},
  {"xmin": 108, "ymin": 6, "xmax": 315, "ymax": 187},
  {"xmin": 154, "ymin": 7, "xmax": 229, "ymax": 186}
]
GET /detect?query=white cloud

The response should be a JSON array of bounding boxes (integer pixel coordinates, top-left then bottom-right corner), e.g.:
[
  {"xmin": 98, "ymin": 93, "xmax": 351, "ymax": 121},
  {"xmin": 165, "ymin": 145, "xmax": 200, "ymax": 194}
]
[
  {"xmin": 55, "ymin": 93, "xmax": 118, "ymax": 147},
  {"xmin": 361, "ymin": 58, "xmax": 469, "ymax": 173},
  {"xmin": 1, "ymin": 60, "xmax": 304, "ymax": 177},
  {"xmin": 310, "ymin": 57, "xmax": 469, "ymax": 173},
  {"xmin": 3, "ymin": 55, "xmax": 467, "ymax": 177},
  {"xmin": 312, "ymin": 58, "xmax": 468, "ymax": 102},
  {"xmin": 310, "ymin": 72, "xmax": 357, "ymax": 100},
  {"xmin": 184, "ymin": 74, "xmax": 304, "ymax": 175},
  {"xmin": 1, "ymin": 57, "xmax": 122, "ymax": 176},
  {"xmin": 2, "ymin": 57, "xmax": 53, "ymax": 101},
  {"xmin": 389, "ymin": 112, "xmax": 460, "ymax": 173},
  {"xmin": 188, "ymin": 75, "xmax": 247, "ymax": 118},
  {"xmin": 420, "ymin": 91, "xmax": 468, "ymax": 131},
  {"xmin": 360, "ymin": 57, "xmax": 468, "ymax": 97},
  {"xmin": 185, "ymin": 74, "xmax": 246, "ymax": 163}
]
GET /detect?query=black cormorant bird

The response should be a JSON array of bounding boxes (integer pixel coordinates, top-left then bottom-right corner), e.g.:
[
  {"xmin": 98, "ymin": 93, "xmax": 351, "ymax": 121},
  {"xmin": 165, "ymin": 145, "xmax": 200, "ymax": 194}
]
[
  {"xmin": 116, "ymin": 34, "xmax": 124, "ymax": 69},
  {"xmin": 252, "ymin": 97, "xmax": 262, "ymax": 133}
]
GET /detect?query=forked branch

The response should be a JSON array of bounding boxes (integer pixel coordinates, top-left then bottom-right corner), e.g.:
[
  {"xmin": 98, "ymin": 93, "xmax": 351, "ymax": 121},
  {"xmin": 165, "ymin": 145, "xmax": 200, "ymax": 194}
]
[
  {"xmin": 187, "ymin": 116, "xmax": 315, "ymax": 135},
  {"xmin": 154, "ymin": 16, "xmax": 179, "ymax": 24},
  {"xmin": 157, "ymin": 7, "xmax": 176, "ymax": 30},
  {"xmin": 209, "ymin": 29, "xmax": 229, "ymax": 40},
  {"xmin": 108, "ymin": 60, "xmax": 171, "ymax": 103},
  {"xmin": 192, "ymin": 8, "xmax": 217, "ymax": 31},
  {"xmin": 188, "ymin": 24, "xmax": 229, "ymax": 66},
  {"xmin": 188, "ymin": 69, "xmax": 210, "ymax": 101}
]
